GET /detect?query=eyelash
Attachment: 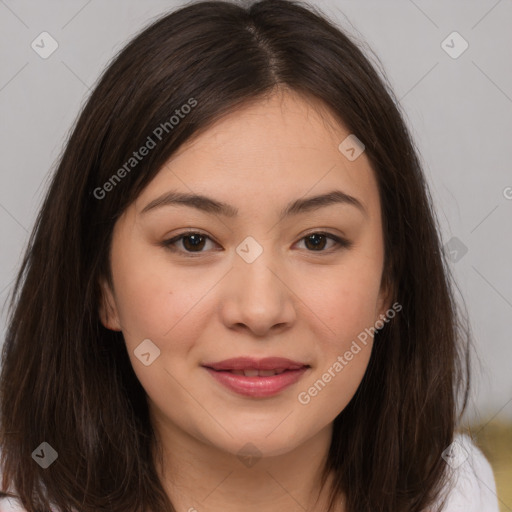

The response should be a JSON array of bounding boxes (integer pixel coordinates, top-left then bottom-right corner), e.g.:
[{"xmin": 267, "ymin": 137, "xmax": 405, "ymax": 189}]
[{"xmin": 161, "ymin": 230, "xmax": 353, "ymax": 256}]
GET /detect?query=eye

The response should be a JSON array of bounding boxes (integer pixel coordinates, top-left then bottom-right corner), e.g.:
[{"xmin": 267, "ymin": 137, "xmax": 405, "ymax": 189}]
[
  {"xmin": 161, "ymin": 230, "xmax": 352, "ymax": 256},
  {"xmin": 295, "ymin": 232, "xmax": 352, "ymax": 252},
  {"xmin": 162, "ymin": 230, "xmax": 218, "ymax": 255}
]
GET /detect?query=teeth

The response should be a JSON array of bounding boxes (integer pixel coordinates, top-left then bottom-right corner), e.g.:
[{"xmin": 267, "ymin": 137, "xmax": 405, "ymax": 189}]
[
  {"xmin": 258, "ymin": 369, "xmax": 278, "ymax": 377},
  {"xmin": 226, "ymin": 368, "xmax": 289, "ymax": 377}
]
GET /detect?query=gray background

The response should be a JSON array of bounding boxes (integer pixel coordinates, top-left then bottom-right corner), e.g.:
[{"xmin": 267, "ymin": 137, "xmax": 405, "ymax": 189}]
[{"xmin": 1, "ymin": 0, "xmax": 511, "ymax": 424}]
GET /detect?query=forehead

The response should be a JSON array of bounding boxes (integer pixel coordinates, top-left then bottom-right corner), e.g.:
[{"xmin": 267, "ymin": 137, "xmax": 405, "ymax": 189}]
[
  {"xmin": 135, "ymin": 89, "xmax": 379, "ymax": 219},
  {"xmin": 170, "ymin": 89, "xmax": 353, "ymax": 167}
]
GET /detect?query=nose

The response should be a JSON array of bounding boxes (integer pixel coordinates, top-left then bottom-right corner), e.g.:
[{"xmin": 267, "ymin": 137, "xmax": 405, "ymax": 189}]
[{"xmin": 218, "ymin": 246, "xmax": 297, "ymax": 338}]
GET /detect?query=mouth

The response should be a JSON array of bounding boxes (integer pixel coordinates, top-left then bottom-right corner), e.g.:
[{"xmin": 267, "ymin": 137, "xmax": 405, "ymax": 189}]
[
  {"xmin": 208, "ymin": 368, "xmax": 296, "ymax": 377},
  {"xmin": 202, "ymin": 356, "xmax": 309, "ymax": 372},
  {"xmin": 201, "ymin": 357, "xmax": 311, "ymax": 398}
]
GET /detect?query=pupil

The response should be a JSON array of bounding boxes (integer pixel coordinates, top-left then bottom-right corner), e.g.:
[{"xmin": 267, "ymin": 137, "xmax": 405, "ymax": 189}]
[
  {"xmin": 306, "ymin": 234, "xmax": 326, "ymax": 251},
  {"xmin": 184, "ymin": 234, "xmax": 205, "ymax": 251}
]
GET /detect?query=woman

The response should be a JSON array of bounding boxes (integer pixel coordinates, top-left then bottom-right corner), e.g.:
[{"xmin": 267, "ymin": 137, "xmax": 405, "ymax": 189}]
[{"xmin": 0, "ymin": 0, "xmax": 500, "ymax": 510}]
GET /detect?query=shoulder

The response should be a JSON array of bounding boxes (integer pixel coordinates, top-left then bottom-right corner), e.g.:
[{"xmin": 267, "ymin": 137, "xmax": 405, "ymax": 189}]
[
  {"xmin": 0, "ymin": 465, "xmax": 23, "ymax": 512},
  {"xmin": 0, "ymin": 467, "xmax": 55, "ymax": 512},
  {"xmin": 0, "ymin": 478, "xmax": 26, "ymax": 512},
  {"xmin": 0, "ymin": 495, "xmax": 62, "ymax": 512},
  {"xmin": 435, "ymin": 432, "xmax": 500, "ymax": 512},
  {"xmin": 0, "ymin": 496, "xmax": 27, "ymax": 512}
]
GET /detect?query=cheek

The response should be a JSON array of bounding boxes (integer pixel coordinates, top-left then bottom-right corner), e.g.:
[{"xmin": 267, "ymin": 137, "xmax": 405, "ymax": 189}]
[
  {"xmin": 295, "ymin": 252, "xmax": 383, "ymax": 413},
  {"xmin": 296, "ymin": 279, "xmax": 378, "ymax": 419},
  {"xmin": 307, "ymin": 262, "xmax": 383, "ymax": 345},
  {"xmin": 110, "ymin": 244, "xmax": 199, "ymax": 351},
  {"xmin": 307, "ymin": 347, "xmax": 372, "ymax": 423},
  {"xmin": 110, "ymin": 249, "xmax": 209, "ymax": 408}
]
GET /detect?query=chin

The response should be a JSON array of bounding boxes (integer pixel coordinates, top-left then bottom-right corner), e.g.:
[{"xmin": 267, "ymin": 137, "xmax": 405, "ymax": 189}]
[{"xmin": 206, "ymin": 427, "xmax": 308, "ymax": 460}]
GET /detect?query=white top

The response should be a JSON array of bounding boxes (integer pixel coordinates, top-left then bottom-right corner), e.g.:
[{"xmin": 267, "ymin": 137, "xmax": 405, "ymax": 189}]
[
  {"xmin": 0, "ymin": 433, "xmax": 500, "ymax": 511},
  {"xmin": 432, "ymin": 433, "xmax": 500, "ymax": 511}
]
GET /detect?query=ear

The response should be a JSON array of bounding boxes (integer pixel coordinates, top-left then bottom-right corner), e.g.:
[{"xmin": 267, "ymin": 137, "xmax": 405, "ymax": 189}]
[
  {"xmin": 375, "ymin": 271, "xmax": 395, "ymax": 322},
  {"xmin": 98, "ymin": 276, "xmax": 122, "ymax": 331}
]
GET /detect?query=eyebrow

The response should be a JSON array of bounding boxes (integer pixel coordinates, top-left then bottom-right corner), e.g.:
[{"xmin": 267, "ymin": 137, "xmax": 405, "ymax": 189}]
[{"xmin": 140, "ymin": 189, "xmax": 367, "ymax": 220}]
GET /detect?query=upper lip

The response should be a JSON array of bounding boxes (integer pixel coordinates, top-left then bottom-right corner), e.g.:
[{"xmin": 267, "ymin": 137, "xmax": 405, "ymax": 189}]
[{"xmin": 202, "ymin": 357, "xmax": 309, "ymax": 371}]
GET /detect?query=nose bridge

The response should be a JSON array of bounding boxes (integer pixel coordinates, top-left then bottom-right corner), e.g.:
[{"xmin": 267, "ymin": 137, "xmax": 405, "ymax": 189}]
[
  {"xmin": 233, "ymin": 235, "xmax": 283, "ymax": 302},
  {"xmin": 221, "ymin": 235, "xmax": 295, "ymax": 334}
]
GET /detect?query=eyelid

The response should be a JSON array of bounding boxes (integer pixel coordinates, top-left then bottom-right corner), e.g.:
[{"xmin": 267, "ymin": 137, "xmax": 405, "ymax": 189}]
[
  {"xmin": 296, "ymin": 230, "xmax": 353, "ymax": 251},
  {"xmin": 162, "ymin": 229, "xmax": 219, "ymax": 255},
  {"xmin": 161, "ymin": 229, "xmax": 352, "ymax": 255}
]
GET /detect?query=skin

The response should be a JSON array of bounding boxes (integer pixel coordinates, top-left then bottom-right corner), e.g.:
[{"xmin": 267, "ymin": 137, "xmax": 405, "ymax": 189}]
[{"xmin": 99, "ymin": 87, "xmax": 392, "ymax": 512}]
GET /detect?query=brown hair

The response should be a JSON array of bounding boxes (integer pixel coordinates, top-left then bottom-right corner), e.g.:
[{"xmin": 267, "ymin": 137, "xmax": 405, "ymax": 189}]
[{"xmin": 0, "ymin": 1, "xmax": 471, "ymax": 510}]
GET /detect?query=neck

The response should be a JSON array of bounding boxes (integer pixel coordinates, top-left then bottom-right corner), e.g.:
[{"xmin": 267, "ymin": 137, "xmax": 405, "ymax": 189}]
[{"xmin": 151, "ymin": 412, "xmax": 344, "ymax": 512}]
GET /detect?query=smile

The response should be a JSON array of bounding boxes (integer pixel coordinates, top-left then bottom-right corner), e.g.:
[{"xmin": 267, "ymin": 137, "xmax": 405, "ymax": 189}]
[{"xmin": 202, "ymin": 357, "xmax": 311, "ymax": 398}]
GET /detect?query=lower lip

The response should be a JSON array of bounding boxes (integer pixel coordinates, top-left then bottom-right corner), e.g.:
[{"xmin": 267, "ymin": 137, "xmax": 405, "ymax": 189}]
[{"xmin": 204, "ymin": 367, "xmax": 309, "ymax": 398}]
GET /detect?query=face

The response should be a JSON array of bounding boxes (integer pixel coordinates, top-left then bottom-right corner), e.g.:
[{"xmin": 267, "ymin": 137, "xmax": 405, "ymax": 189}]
[{"xmin": 99, "ymin": 89, "xmax": 391, "ymax": 459}]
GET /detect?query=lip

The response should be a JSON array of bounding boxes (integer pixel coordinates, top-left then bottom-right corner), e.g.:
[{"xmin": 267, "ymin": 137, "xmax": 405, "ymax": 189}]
[
  {"xmin": 202, "ymin": 357, "xmax": 310, "ymax": 398},
  {"xmin": 202, "ymin": 357, "xmax": 308, "ymax": 371}
]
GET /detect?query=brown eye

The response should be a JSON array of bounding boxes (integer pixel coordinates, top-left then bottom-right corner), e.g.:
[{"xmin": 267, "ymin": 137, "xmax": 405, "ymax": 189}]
[
  {"xmin": 162, "ymin": 232, "xmax": 218, "ymax": 254},
  {"xmin": 161, "ymin": 230, "xmax": 352, "ymax": 257},
  {"xmin": 181, "ymin": 233, "xmax": 207, "ymax": 251},
  {"xmin": 297, "ymin": 232, "xmax": 352, "ymax": 252},
  {"xmin": 303, "ymin": 233, "xmax": 329, "ymax": 251}
]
